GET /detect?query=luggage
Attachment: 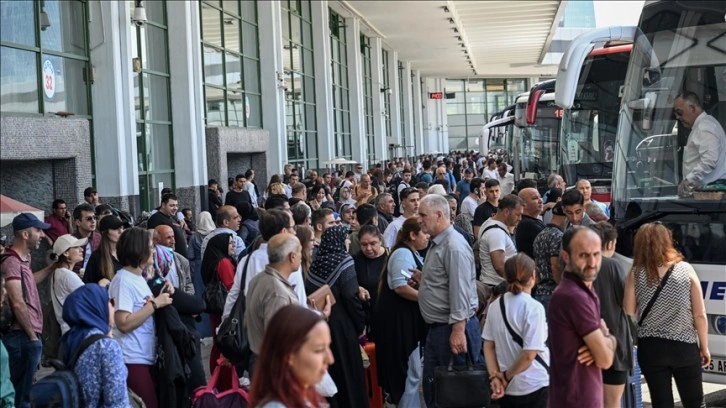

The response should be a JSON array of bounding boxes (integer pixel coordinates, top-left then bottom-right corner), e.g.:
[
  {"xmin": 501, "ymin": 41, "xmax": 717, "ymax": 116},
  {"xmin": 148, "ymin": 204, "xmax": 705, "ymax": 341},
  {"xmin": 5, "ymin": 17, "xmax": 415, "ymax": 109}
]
[
  {"xmin": 621, "ymin": 347, "xmax": 643, "ymax": 408},
  {"xmin": 363, "ymin": 342, "xmax": 384, "ymax": 408},
  {"xmin": 192, "ymin": 364, "xmax": 249, "ymax": 408}
]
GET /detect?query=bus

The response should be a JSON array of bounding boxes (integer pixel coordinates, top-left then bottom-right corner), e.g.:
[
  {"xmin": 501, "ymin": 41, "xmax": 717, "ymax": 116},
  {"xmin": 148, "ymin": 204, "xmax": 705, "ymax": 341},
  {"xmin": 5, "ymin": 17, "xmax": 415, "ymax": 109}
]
[
  {"xmin": 480, "ymin": 104, "xmax": 515, "ymax": 166},
  {"xmin": 556, "ymin": 1, "xmax": 726, "ymax": 384},
  {"xmin": 557, "ymin": 44, "xmax": 632, "ymax": 204}
]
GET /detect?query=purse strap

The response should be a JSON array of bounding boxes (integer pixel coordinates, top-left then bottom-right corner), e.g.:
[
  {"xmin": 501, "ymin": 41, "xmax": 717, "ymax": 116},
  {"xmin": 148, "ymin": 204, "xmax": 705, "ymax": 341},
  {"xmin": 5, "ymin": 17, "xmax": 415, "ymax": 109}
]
[
  {"xmin": 498, "ymin": 296, "xmax": 549, "ymax": 373},
  {"xmin": 638, "ymin": 264, "xmax": 675, "ymax": 326}
]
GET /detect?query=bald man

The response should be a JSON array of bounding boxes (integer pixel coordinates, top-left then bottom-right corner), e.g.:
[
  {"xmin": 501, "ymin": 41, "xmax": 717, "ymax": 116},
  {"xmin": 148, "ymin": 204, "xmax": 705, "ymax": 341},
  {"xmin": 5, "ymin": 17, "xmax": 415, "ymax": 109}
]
[
  {"xmin": 154, "ymin": 225, "xmax": 194, "ymax": 294},
  {"xmin": 514, "ymin": 187, "xmax": 545, "ymax": 258},
  {"xmin": 576, "ymin": 179, "xmax": 609, "ymax": 218}
]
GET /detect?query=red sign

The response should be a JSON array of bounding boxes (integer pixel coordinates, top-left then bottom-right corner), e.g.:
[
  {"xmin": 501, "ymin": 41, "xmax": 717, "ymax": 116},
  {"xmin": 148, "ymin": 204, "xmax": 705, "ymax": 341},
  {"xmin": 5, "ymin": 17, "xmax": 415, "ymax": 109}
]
[{"xmin": 429, "ymin": 92, "xmax": 444, "ymax": 99}]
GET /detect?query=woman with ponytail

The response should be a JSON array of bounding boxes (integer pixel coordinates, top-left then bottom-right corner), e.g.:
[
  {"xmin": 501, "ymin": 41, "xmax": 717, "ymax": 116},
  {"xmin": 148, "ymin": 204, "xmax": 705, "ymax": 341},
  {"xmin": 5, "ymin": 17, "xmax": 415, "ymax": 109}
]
[{"xmin": 481, "ymin": 253, "xmax": 550, "ymax": 408}]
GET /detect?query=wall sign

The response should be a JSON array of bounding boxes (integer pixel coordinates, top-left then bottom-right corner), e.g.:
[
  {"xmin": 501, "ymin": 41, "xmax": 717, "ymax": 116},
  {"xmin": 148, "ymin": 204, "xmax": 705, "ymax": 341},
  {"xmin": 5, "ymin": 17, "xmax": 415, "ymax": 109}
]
[{"xmin": 43, "ymin": 59, "xmax": 55, "ymax": 99}]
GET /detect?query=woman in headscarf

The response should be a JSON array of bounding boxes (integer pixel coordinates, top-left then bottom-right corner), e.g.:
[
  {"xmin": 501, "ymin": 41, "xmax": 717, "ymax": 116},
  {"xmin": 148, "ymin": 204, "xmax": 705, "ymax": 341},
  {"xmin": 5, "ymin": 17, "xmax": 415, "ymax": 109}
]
[
  {"xmin": 188, "ymin": 211, "xmax": 215, "ymax": 338},
  {"xmin": 353, "ymin": 224, "xmax": 388, "ymax": 341},
  {"xmin": 200, "ymin": 232, "xmax": 236, "ymax": 388},
  {"xmin": 62, "ymin": 284, "xmax": 130, "ymax": 407},
  {"xmin": 305, "ymin": 226, "xmax": 367, "ymax": 408}
]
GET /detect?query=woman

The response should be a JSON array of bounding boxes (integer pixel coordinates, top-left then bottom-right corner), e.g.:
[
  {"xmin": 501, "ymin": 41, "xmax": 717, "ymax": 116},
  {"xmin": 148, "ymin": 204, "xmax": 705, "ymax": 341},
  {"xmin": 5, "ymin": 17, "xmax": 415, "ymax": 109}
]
[
  {"xmin": 200, "ymin": 233, "xmax": 237, "ymax": 384},
  {"xmin": 265, "ymin": 174, "xmax": 283, "ymax": 199},
  {"xmin": 50, "ymin": 235, "xmax": 87, "ymax": 334},
  {"xmin": 305, "ymin": 226, "xmax": 367, "ymax": 408},
  {"xmin": 337, "ymin": 185, "xmax": 356, "ymax": 209},
  {"xmin": 237, "ymin": 202, "xmax": 260, "ymax": 249},
  {"xmin": 373, "ymin": 217, "xmax": 428, "ymax": 407},
  {"xmin": 294, "ymin": 225, "xmax": 315, "ymax": 281},
  {"xmin": 482, "ymin": 253, "xmax": 549, "ymax": 408},
  {"xmin": 339, "ymin": 204, "xmax": 356, "ymax": 229},
  {"xmin": 84, "ymin": 216, "xmax": 126, "ymax": 286},
  {"xmin": 61, "ymin": 284, "xmax": 130, "ymax": 407},
  {"xmin": 623, "ymin": 223, "xmax": 709, "ymax": 408},
  {"xmin": 189, "ymin": 211, "xmax": 215, "ymax": 263},
  {"xmin": 353, "ymin": 225, "xmax": 388, "ymax": 341},
  {"xmin": 308, "ymin": 184, "xmax": 327, "ymax": 211},
  {"xmin": 250, "ymin": 305, "xmax": 333, "ymax": 408},
  {"xmin": 108, "ymin": 227, "xmax": 174, "ymax": 408}
]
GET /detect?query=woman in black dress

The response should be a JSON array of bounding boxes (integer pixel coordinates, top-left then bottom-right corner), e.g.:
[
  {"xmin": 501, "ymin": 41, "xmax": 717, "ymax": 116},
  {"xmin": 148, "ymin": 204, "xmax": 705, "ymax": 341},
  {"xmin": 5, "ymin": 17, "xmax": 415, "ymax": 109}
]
[
  {"xmin": 353, "ymin": 224, "xmax": 388, "ymax": 341},
  {"xmin": 306, "ymin": 226, "xmax": 367, "ymax": 408}
]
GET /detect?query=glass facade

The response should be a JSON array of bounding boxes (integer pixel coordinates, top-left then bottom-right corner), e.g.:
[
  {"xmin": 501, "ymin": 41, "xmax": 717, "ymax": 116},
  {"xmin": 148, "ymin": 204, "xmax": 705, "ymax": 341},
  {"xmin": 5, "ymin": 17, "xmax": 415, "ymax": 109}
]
[
  {"xmin": 281, "ymin": 0, "xmax": 318, "ymax": 170},
  {"xmin": 200, "ymin": 0, "xmax": 261, "ymax": 128},
  {"xmin": 381, "ymin": 48, "xmax": 392, "ymax": 139},
  {"xmin": 0, "ymin": 0, "xmax": 91, "ymax": 117},
  {"xmin": 131, "ymin": 0, "xmax": 174, "ymax": 210},
  {"xmin": 446, "ymin": 78, "xmax": 527, "ymax": 151},
  {"xmin": 329, "ymin": 9, "xmax": 351, "ymax": 159},
  {"xmin": 360, "ymin": 34, "xmax": 375, "ymax": 165}
]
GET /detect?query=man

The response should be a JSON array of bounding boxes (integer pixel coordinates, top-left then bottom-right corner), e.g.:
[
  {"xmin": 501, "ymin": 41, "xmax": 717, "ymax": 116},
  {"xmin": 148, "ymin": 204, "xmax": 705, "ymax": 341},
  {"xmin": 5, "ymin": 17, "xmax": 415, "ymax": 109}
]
[
  {"xmin": 243, "ymin": 169, "xmax": 259, "ymax": 208},
  {"xmin": 153, "ymin": 225, "xmax": 194, "ymax": 294},
  {"xmin": 434, "ymin": 166, "xmax": 452, "ymax": 193},
  {"xmin": 148, "ymin": 193, "xmax": 189, "ymax": 258},
  {"xmin": 561, "ymin": 189, "xmax": 596, "ymax": 227},
  {"xmin": 549, "ymin": 226, "xmax": 616, "ymax": 408},
  {"xmin": 589, "ymin": 222, "xmax": 633, "ymax": 408},
  {"xmin": 375, "ymin": 193, "xmax": 395, "ymax": 235},
  {"xmin": 200, "ymin": 205, "xmax": 244, "ymax": 260},
  {"xmin": 71, "ymin": 203, "xmax": 101, "ymax": 274},
  {"xmin": 417, "ymin": 195, "xmax": 482, "ymax": 407},
  {"xmin": 418, "ymin": 160, "xmax": 434, "ymax": 184},
  {"xmin": 479, "ymin": 194, "xmax": 522, "ymax": 287},
  {"xmin": 532, "ymin": 202, "xmax": 567, "ymax": 312},
  {"xmin": 282, "ymin": 163, "xmax": 293, "ymax": 184},
  {"xmin": 455, "ymin": 168, "xmax": 474, "ymax": 202},
  {"xmin": 674, "ymin": 92, "xmax": 726, "ymax": 195},
  {"xmin": 473, "ymin": 179, "xmax": 501, "ymax": 237},
  {"xmin": 284, "ymin": 172, "xmax": 300, "ymax": 198},
  {"xmin": 393, "ymin": 168, "xmax": 412, "ymax": 216},
  {"xmin": 44, "ymin": 199, "xmax": 72, "ymax": 244},
  {"xmin": 444, "ymin": 159, "xmax": 458, "ymax": 192},
  {"xmin": 311, "ymin": 208, "xmax": 336, "ymax": 250},
  {"xmin": 354, "ymin": 163, "xmax": 364, "ymax": 182},
  {"xmin": 225, "ymin": 174, "xmax": 252, "ymax": 207},
  {"xmin": 82, "ymin": 187, "xmax": 100, "ymax": 207},
  {"xmin": 354, "ymin": 174, "xmax": 378, "ymax": 205},
  {"xmin": 543, "ymin": 173, "xmax": 566, "ymax": 203},
  {"xmin": 207, "ymin": 179, "xmax": 223, "ymax": 219},
  {"xmin": 291, "ymin": 201, "xmax": 312, "ymax": 227},
  {"xmin": 586, "ymin": 202, "xmax": 609, "ymax": 222},
  {"xmin": 290, "ymin": 182, "xmax": 307, "ymax": 201},
  {"xmin": 576, "ymin": 179, "xmax": 609, "ymax": 218},
  {"xmin": 460, "ymin": 178, "xmax": 484, "ymax": 219},
  {"xmin": 497, "ymin": 162, "xmax": 515, "ymax": 196},
  {"xmin": 481, "ymin": 158, "xmax": 498, "ymax": 180},
  {"xmin": 2, "ymin": 214, "xmax": 55, "ymax": 408},
  {"xmin": 223, "ymin": 210, "xmax": 306, "ymax": 320},
  {"xmin": 383, "ymin": 187, "xmax": 420, "ymax": 247},
  {"xmin": 181, "ymin": 208, "xmax": 195, "ymax": 234},
  {"xmin": 515, "ymin": 187, "xmax": 545, "ymax": 259}
]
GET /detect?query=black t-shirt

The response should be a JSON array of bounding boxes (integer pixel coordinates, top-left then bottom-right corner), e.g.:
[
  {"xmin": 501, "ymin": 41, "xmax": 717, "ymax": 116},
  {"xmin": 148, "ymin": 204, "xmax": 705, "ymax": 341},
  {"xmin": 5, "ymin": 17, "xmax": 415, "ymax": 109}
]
[
  {"xmin": 147, "ymin": 212, "xmax": 189, "ymax": 258},
  {"xmin": 473, "ymin": 201, "xmax": 498, "ymax": 228},
  {"xmin": 224, "ymin": 190, "xmax": 252, "ymax": 207},
  {"xmin": 514, "ymin": 215, "xmax": 545, "ymax": 258}
]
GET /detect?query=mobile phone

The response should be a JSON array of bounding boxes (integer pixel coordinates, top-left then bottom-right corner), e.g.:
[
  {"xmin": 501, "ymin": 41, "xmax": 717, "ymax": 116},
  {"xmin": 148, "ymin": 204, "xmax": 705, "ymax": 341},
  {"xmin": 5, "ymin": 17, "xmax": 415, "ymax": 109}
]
[{"xmin": 400, "ymin": 269, "xmax": 412, "ymax": 279}]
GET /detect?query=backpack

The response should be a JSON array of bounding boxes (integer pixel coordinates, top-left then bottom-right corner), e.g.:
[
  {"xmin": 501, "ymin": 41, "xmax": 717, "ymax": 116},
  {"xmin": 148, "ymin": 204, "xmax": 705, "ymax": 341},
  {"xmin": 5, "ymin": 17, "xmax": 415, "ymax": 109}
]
[
  {"xmin": 41, "ymin": 272, "xmax": 63, "ymax": 364},
  {"xmin": 30, "ymin": 334, "xmax": 107, "ymax": 408}
]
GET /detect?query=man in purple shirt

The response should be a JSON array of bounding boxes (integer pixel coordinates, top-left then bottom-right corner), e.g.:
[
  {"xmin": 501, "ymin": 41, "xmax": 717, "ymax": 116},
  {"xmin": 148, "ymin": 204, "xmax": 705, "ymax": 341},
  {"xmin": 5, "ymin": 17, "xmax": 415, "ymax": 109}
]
[
  {"xmin": 44, "ymin": 199, "xmax": 72, "ymax": 245},
  {"xmin": 548, "ymin": 226, "xmax": 617, "ymax": 408}
]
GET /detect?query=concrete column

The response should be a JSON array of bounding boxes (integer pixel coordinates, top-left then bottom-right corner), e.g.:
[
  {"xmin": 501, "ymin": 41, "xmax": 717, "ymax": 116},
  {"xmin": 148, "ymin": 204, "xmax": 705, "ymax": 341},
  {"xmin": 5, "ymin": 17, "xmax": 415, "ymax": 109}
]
[
  {"xmin": 311, "ymin": 0, "xmax": 333, "ymax": 169},
  {"xmin": 422, "ymin": 77, "xmax": 448, "ymax": 154},
  {"xmin": 412, "ymin": 69, "xmax": 424, "ymax": 157},
  {"xmin": 167, "ymin": 0, "xmax": 206, "ymax": 210},
  {"xmin": 258, "ymin": 0, "xmax": 287, "ymax": 177},
  {"xmin": 88, "ymin": 0, "xmax": 138, "ymax": 210},
  {"xmin": 370, "ymin": 37, "xmax": 386, "ymax": 162},
  {"xmin": 345, "ymin": 17, "xmax": 365, "ymax": 166},
  {"xmin": 389, "ymin": 50, "xmax": 401, "ymax": 153},
  {"xmin": 401, "ymin": 61, "xmax": 413, "ymax": 159}
]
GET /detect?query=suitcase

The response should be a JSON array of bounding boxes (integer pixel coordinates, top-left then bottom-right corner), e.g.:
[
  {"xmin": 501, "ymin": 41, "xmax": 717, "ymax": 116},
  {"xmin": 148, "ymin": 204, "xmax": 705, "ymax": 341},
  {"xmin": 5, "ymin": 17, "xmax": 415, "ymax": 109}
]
[
  {"xmin": 621, "ymin": 347, "xmax": 643, "ymax": 408},
  {"xmin": 363, "ymin": 342, "xmax": 384, "ymax": 408}
]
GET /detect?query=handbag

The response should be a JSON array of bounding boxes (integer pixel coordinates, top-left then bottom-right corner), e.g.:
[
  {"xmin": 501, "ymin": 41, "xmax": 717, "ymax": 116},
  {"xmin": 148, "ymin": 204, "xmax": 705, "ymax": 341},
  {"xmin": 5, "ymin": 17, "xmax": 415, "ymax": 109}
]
[
  {"xmin": 216, "ymin": 248, "xmax": 256, "ymax": 368},
  {"xmin": 203, "ymin": 273, "xmax": 228, "ymax": 315},
  {"xmin": 306, "ymin": 284, "xmax": 336, "ymax": 311},
  {"xmin": 434, "ymin": 354, "xmax": 490, "ymax": 408},
  {"xmin": 192, "ymin": 365, "xmax": 249, "ymax": 408},
  {"xmin": 499, "ymin": 296, "xmax": 549, "ymax": 372}
]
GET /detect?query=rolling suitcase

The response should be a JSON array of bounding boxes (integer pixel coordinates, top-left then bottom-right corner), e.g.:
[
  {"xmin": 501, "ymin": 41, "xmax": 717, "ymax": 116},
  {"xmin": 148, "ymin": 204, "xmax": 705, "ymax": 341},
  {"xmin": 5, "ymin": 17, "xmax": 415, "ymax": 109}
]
[{"xmin": 621, "ymin": 347, "xmax": 643, "ymax": 408}]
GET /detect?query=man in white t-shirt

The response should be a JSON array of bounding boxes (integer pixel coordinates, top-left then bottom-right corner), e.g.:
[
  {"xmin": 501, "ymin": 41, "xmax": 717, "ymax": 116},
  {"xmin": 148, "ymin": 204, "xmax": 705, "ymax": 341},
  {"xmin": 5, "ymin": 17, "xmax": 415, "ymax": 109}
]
[
  {"xmin": 479, "ymin": 195, "xmax": 523, "ymax": 286},
  {"xmin": 497, "ymin": 163, "xmax": 515, "ymax": 196},
  {"xmin": 383, "ymin": 187, "xmax": 420, "ymax": 248},
  {"xmin": 461, "ymin": 178, "xmax": 485, "ymax": 219}
]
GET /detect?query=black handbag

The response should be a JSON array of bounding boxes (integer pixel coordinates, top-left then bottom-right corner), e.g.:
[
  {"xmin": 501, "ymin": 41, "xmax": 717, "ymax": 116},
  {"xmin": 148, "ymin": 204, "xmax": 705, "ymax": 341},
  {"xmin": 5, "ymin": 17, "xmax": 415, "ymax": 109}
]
[
  {"xmin": 215, "ymin": 248, "xmax": 255, "ymax": 368},
  {"xmin": 434, "ymin": 353, "xmax": 491, "ymax": 408},
  {"xmin": 203, "ymin": 277, "xmax": 228, "ymax": 315}
]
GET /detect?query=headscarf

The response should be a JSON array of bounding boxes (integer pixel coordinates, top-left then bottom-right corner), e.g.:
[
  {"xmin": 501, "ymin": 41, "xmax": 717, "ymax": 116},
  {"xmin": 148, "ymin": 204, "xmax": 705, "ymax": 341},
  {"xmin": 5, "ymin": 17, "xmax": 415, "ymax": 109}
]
[
  {"xmin": 60, "ymin": 284, "xmax": 110, "ymax": 364},
  {"xmin": 196, "ymin": 211, "xmax": 215, "ymax": 235},
  {"xmin": 200, "ymin": 233, "xmax": 235, "ymax": 285},
  {"xmin": 153, "ymin": 244, "xmax": 174, "ymax": 278},
  {"xmin": 308, "ymin": 226, "xmax": 354, "ymax": 289}
]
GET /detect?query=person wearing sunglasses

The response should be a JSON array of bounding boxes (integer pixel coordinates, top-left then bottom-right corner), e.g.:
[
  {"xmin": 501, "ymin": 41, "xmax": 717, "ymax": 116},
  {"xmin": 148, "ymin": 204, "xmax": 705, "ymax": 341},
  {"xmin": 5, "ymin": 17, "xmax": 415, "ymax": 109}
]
[{"xmin": 71, "ymin": 203, "xmax": 101, "ymax": 276}]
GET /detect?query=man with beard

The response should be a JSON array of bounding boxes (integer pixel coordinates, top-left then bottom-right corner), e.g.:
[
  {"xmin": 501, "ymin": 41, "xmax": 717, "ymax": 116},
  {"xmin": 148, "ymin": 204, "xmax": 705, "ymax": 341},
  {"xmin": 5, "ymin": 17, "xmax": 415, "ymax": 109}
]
[{"xmin": 548, "ymin": 226, "xmax": 616, "ymax": 408}]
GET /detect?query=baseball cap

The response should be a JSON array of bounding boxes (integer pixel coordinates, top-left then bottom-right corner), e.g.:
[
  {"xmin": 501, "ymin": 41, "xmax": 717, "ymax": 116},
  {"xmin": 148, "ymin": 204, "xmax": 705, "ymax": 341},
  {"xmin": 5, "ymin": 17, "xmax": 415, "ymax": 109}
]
[
  {"xmin": 84, "ymin": 187, "xmax": 97, "ymax": 197},
  {"xmin": 99, "ymin": 215, "xmax": 129, "ymax": 232},
  {"xmin": 52, "ymin": 234, "xmax": 88, "ymax": 256},
  {"xmin": 12, "ymin": 213, "xmax": 51, "ymax": 233},
  {"xmin": 552, "ymin": 202, "xmax": 565, "ymax": 217}
]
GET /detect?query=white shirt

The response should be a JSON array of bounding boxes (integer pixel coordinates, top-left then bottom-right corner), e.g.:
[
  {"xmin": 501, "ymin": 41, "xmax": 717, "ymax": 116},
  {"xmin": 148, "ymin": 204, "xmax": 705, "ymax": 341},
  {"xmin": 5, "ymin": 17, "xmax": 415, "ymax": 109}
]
[
  {"xmin": 51, "ymin": 267, "xmax": 84, "ymax": 334},
  {"xmin": 482, "ymin": 168, "xmax": 498, "ymax": 180},
  {"xmin": 498, "ymin": 172, "xmax": 515, "ymax": 196},
  {"xmin": 222, "ymin": 243, "xmax": 306, "ymax": 320},
  {"xmin": 683, "ymin": 112, "xmax": 726, "ymax": 187},
  {"xmin": 243, "ymin": 182, "xmax": 258, "ymax": 208},
  {"xmin": 461, "ymin": 195, "xmax": 479, "ymax": 218},
  {"xmin": 109, "ymin": 269, "xmax": 156, "ymax": 364},
  {"xmin": 479, "ymin": 219, "xmax": 517, "ymax": 286},
  {"xmin": 383, "ymin": 216, "xmax": 406, "ymax": 248},
  {"xmin": 482, "ymin": 292, "xmax": 550, "ymax": 396}
]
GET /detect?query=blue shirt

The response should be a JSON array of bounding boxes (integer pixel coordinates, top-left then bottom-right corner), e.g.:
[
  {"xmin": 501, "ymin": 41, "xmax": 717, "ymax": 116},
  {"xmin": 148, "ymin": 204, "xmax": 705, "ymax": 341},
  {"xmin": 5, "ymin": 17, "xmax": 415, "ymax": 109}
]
[{"xmin": 74, "ymin": 331, "xmax": 131, "ymax": 408}]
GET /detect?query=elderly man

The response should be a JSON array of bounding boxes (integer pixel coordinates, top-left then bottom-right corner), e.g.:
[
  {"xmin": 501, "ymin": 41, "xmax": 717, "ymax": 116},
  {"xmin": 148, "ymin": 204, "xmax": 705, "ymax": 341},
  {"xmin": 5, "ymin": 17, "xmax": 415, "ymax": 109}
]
[
  {"xmin": 417, "ymin": 195, "xmax": 481, "ymax": 407},
  {"xmin": 543, "ymin": 173, "xmax": 566, "ymax": 204},
  {"xmin": 153, "ymin": 225, "xmax": 194, "ymax": 294},
  {"xmin": 674, "ymin": 92, "xmax": 726, "ymax": 195},
  {"xmin": 375, "ymin": 193, "xmax": 395, "ymax": 235}
]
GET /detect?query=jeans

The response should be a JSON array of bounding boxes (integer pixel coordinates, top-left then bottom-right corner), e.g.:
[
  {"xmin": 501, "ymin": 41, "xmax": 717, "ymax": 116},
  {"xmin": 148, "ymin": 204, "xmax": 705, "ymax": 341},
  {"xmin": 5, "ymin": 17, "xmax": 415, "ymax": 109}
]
[
  {"xmin": 398, "ymin": 345, "xmax": 422, "ymax": 407},
  {"xmin": 4, "ymin": 330, "xmax": 42, "ymax": 408},
  {"xmin": 638, "ymin": 337, "xmax": 705, "ymax": 408},
  {"xmin": 423, "ymin": 316, "xmax": 484, "ymax": 408}
]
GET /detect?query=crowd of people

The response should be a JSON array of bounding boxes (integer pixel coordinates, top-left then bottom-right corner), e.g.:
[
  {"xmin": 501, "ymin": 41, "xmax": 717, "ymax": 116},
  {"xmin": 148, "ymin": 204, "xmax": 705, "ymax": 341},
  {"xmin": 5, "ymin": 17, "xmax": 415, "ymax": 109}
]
[{"xmin": 0, "ymin": 151, "xmax": 713, "ymax": 408}]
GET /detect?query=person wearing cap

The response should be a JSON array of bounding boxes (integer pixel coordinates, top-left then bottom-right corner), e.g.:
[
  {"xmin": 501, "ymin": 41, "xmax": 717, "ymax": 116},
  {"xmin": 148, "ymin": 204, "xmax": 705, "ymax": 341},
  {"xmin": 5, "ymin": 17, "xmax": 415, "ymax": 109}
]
[
  {"xmin": 82, "ymin": 187, "xmax": 100, "ymax": 207},
  {"xmin": 1, "ymin": 213, "xmax": 56, "ymax": 408},
  {"xmin": 83, "ymin": 216, "xmax": 127, "ymax": 286},
  {"xmin": 531, "ymin": 202, "xmax": 567, "ymax": 313},
  {"xmin": 71, "ymin": 203, "xmax": 102, "ymax": 276},
  {"xmin": 49, "ymin": 234, "xmax": 87, "ymax": 334}
]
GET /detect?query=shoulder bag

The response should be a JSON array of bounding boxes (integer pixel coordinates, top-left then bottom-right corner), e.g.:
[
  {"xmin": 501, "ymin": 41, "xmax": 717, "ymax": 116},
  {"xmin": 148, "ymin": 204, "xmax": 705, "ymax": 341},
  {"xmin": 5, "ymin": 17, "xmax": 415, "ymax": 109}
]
[
  {"xmin": 499, "ymin": 296, "xmax": 549, "ymax": 372},
  {"xmin": 215, "ymin": 248, "xmax": 255, "ymax": 367},
  {"xmin": 638, "ymin": 264, "xmax": 674, "ymax": 326}
]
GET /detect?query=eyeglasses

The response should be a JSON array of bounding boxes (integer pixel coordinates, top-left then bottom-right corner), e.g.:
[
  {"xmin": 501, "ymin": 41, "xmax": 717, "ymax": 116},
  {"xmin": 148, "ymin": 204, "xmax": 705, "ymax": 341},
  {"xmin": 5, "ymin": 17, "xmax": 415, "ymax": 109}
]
[{"xmin": 85, "ymin": 216, "xmax": 98, "ymax": 221}]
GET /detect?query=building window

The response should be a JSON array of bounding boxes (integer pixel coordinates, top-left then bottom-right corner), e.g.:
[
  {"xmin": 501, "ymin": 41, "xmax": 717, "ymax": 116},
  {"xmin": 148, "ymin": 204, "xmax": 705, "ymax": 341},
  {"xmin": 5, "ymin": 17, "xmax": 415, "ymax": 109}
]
[
  {"xmin": 360, "ymin": 34, "xmax": 374, "ymax": 166},
  {"xmin": 381, "ymin": 48, "xmax": 392, "ymax": 140},
  {"xmin": 281, "ymin": 0, "xmax": 317, "ymax": 170},
  {"xmin": 131, "ymin": 0, "xmax": 174, "ymax": 211},
  {"xmin": 329, "ymin": 9, "xmax": 351, "ymax": 160},
  {"xmin": 200, "ymin": 1, "xmax": 260, "ymax": 128},
  {"xmin": 445, "ymin": 78, "xmax": 527, "ymax": 151}
]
